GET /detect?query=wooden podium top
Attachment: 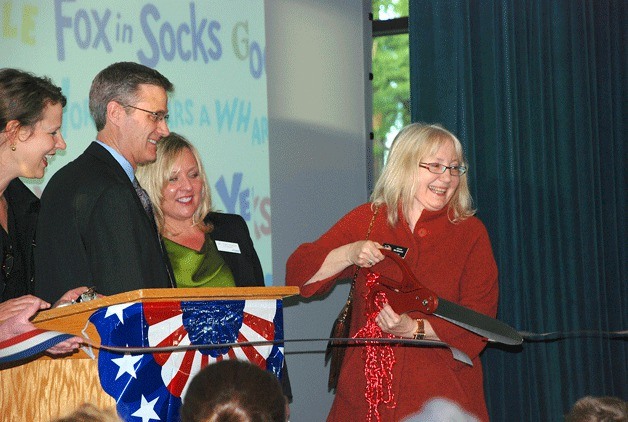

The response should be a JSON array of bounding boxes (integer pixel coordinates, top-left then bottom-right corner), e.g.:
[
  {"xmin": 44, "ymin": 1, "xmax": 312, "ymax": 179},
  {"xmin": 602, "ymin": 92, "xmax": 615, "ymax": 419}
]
[
  {"xmin": 2, "ymin": 287, "xmax": 300, "ymax": 420},
  {"xmin": 33, "ymin": 286, "xmax": 299, "ymax": 324},
  {"xmin": 29, "ymin": 286, "xmax": 299, "ymax": 360}
]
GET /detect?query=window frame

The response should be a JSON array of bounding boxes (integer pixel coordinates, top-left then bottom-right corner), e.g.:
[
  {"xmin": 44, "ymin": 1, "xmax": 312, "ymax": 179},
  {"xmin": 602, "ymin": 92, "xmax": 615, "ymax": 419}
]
[{"xmin": 369, "ymin": 13, "xmax": 410, "ymax": 189}]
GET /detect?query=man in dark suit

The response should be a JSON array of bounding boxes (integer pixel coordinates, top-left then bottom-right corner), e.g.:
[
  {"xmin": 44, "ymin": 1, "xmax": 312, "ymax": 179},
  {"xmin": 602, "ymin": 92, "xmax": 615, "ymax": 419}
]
[{"xmin": 34, "ymin": 62, "xmax": 175, "ymax": 302}]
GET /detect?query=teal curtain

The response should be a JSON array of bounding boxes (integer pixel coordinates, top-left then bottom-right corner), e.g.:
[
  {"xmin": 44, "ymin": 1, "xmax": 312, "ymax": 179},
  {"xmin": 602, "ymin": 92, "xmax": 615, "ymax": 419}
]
[{"xmin": 409, "ymin": 1, "xmax": 626, "ymax": 420}]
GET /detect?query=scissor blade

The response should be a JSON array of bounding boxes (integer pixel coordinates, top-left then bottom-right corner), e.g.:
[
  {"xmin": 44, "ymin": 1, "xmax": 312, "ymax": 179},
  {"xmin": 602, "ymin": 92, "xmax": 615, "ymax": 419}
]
[{"xmin": 434, "ymin": 299, "xmax": 523, "ymax": 345}]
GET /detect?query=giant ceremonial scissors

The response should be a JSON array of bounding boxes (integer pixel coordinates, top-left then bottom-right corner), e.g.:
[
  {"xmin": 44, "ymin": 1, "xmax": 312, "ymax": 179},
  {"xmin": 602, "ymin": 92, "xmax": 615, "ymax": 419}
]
[{"xmin": 368, "ymin": 249, "xmax": 523, "ymax": 345}]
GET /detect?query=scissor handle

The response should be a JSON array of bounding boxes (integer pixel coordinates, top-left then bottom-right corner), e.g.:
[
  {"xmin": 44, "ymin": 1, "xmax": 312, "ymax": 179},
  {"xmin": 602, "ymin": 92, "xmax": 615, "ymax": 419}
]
[{"xmin": 366, "ymin": 249, "xmax": 439, "ymax": 315}]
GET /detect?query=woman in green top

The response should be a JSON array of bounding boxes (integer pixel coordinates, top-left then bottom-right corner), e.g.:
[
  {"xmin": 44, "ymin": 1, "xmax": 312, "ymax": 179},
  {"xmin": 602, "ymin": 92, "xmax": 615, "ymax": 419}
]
[
  {"xmin": 136, "ymin": 132, "xmax": 292, "ymax": 402},
  {"xmin": 136, "ymin": 132, "xmax": 265, "ymax": 289}
]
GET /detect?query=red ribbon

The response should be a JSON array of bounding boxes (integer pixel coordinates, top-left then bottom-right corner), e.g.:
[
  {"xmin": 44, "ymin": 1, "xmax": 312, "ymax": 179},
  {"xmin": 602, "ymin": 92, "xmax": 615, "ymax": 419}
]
[{"xmin": 353, "ymin": 271, "xmax": 397, "ymax": 422}]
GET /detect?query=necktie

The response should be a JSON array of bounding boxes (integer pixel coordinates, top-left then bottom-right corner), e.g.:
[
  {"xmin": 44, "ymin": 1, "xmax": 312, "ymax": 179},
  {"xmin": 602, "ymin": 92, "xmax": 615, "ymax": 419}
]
[
  {"xmin": 132, "ymin": 178, "xmax": 154, "ymax": 217},
  {"xmin": 132, "ymin": 178, "xmax": 175, "ymax": 288}
]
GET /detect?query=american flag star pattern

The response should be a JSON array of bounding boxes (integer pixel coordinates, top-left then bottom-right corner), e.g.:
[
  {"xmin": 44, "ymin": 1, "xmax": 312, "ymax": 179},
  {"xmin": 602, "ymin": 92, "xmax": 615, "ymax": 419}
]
[{"xmin": 89, "ymin": 299, "xmax": 285, "ymax": 422}]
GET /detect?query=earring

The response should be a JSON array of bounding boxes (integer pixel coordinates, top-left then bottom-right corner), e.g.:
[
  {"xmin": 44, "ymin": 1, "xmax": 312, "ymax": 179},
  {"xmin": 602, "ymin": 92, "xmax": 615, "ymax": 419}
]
[{"xmin": 10, "ymin": 144, "xmax": 16, "ymax": 151}]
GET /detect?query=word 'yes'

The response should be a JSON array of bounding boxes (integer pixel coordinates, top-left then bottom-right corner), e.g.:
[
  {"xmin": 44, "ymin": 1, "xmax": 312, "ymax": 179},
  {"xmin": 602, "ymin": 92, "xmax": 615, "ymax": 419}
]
[
  {"xmin": 215, "ymin": 172, "xmax": 271, "ymax": 239},
  {"xmin": 215, "ymin": 172, "xmax": 250, "ymax": 218}
]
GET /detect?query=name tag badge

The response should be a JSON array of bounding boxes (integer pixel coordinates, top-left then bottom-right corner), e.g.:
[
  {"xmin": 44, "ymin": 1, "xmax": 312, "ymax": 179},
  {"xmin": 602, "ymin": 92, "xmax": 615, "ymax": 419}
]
[
  {"xmin": 383, "ymin": 243, "xmax": 408, "ymax": 258},
  {"xmin": 215, "ymin": 240, "xmax": 241, "ymax": 254}
]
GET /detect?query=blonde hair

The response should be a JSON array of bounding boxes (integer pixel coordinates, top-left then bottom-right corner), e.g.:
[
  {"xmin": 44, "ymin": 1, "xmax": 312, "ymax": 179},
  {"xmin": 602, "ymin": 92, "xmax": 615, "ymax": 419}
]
[
  {"xmin": 53, "ymin": 403, "xmax": 121, "ymax": 422},
  {"xmin": 136, "ymin": 132, "xmax": 213, "ymax": 234},
  {"xmin": 565, "ymin": 396, "xmax": 628, "ymax": 422},
  {"xmin": 371, "ymin": 123, "xmax": 475, "ymax": 226}
]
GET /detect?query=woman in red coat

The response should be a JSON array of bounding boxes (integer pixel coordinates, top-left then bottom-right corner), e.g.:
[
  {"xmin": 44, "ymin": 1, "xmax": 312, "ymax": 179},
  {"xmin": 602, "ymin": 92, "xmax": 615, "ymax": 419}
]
[{"xmin": 286, "ymin": 123, "xmax": 498, "ymax": 422}]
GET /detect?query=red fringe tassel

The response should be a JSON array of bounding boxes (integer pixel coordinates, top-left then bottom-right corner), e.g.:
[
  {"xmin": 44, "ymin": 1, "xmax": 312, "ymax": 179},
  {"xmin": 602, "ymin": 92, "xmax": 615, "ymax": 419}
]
[{"xmin": 353, "ymin": 271, "xmax": 397, "ymax": 422}]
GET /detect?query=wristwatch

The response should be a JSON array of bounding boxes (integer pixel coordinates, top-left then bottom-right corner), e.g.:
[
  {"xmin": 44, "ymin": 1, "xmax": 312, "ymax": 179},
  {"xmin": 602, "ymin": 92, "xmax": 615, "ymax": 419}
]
[{"xmin": 413, "ymin": 318, "xmax": 425, "ymax": 340}]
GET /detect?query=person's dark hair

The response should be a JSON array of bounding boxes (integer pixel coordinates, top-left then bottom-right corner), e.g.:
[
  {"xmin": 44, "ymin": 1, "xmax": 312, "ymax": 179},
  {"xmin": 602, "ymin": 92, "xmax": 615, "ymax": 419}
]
[
  {"xmin": 565, "ymin": 396, "xmax": 627, "ymax": 422},
  {"xmin": 0, "ymin": 68, "xmax": 66, "ymax": 135},
  {"xmin": 89, "ymin": 61, "xmax": 174, "ymax": 131},
  {"xmin": 180, "ymin": 360, "xmax": 286, "ymax": 422}
]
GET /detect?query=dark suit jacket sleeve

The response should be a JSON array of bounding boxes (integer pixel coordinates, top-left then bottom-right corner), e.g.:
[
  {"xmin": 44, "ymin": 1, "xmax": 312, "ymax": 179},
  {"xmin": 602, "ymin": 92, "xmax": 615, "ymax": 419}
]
[
  {"xmin": 35, "ymin": 143, "xmax": 172, "ymax": 303},
  {"xmin": 207, "ymin": 213, "xmax": 265, "ymax": 287},
  {"xmin": 35, "ymin": 182, "xmax": 92, "ymax": 303},
  {"xmin": 82, "ymin": 184, "xmax": 166, "ymax": 295}
]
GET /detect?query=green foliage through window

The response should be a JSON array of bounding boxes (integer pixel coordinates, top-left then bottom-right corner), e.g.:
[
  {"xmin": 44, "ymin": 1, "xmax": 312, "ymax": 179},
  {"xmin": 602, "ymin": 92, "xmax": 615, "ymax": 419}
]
[{"xmin": 371, "ymin": 0, "xmax": 409, "ymax": 180}]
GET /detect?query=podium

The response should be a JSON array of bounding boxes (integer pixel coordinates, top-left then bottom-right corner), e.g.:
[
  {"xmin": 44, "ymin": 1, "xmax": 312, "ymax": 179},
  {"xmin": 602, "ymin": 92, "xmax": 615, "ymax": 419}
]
[{"xmin": 0, "ymin": 286, "xmax": 298, "ymax": 421}]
